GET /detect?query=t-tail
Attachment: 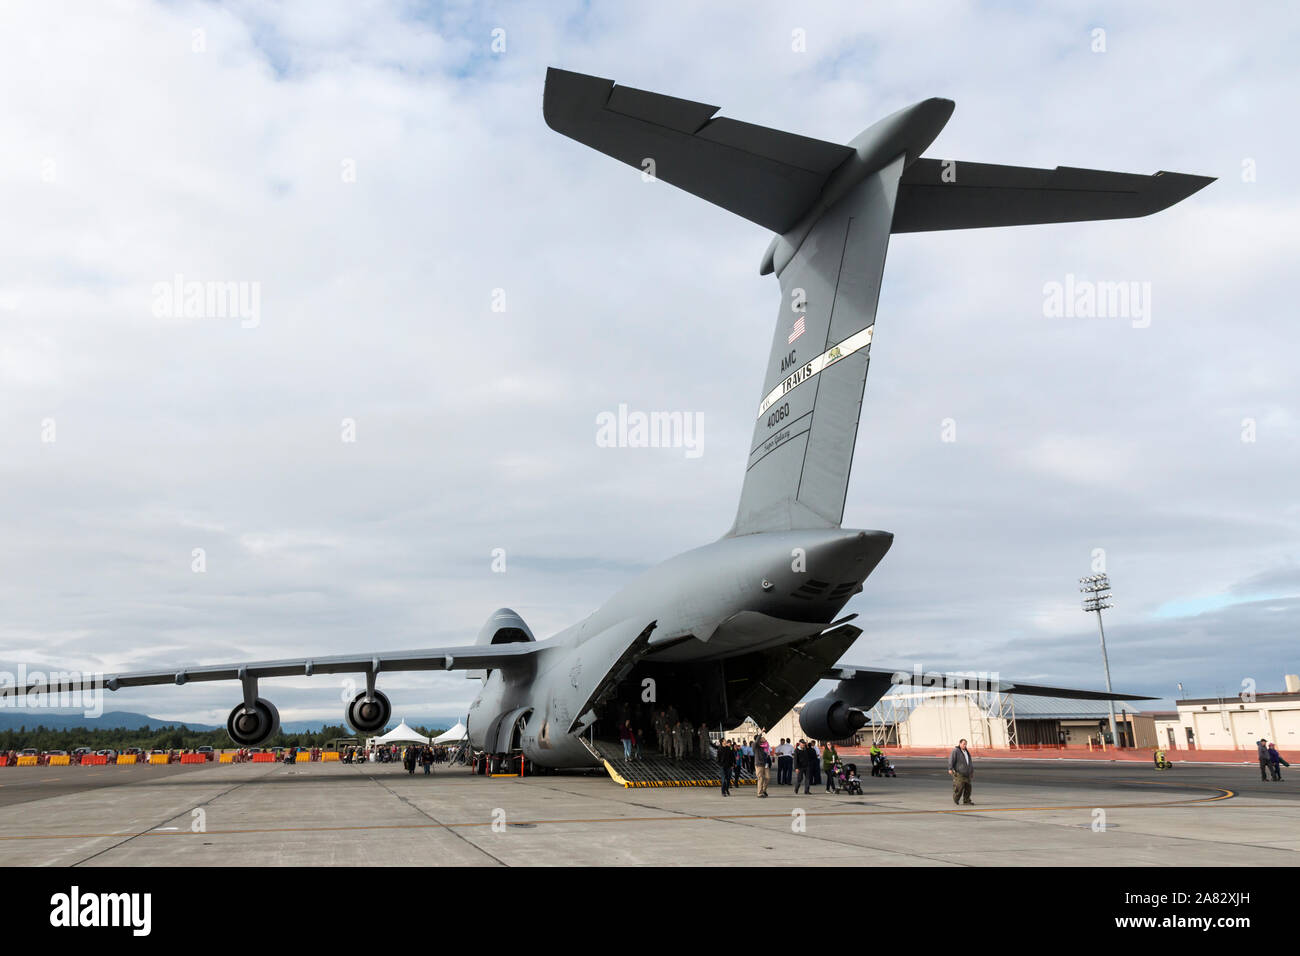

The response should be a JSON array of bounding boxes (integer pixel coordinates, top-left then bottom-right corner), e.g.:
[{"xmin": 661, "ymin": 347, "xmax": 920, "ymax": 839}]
[{"xmin": 543, "ymin": 68, "xmax": 1213, "ymax": 535}]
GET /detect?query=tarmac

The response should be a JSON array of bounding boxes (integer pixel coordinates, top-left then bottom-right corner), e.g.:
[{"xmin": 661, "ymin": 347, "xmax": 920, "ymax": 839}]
[{"xmin": 1, "ymin": 756, "xmax": 1296, "ymax": 866}]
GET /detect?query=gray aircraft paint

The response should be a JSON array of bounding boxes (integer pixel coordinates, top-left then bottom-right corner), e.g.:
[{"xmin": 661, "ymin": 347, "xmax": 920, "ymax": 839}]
[{"xmin": 4, "ymin": 68, "xmax": 1208, "ymax": 768}]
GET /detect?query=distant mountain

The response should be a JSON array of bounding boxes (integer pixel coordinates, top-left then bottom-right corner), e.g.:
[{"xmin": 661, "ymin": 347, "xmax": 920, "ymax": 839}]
[
  {"xmin": 280, "ymin": 717, "xmax": 465, "ymax": 734},
  {"xmin": 0, "ymin": 710, "xmax": 219, "ymax": 732}
]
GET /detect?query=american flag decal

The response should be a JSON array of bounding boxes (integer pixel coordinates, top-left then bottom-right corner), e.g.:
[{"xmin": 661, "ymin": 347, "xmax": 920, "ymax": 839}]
[{"xmin": 787, "ymin": 315, "xmax": 806, "ymax": 344}]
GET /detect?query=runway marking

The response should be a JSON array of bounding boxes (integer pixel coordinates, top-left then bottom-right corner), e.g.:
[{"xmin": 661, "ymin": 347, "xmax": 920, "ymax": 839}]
[{"xmin": 0, "ymin": 787, "xmax": 1234, "ymax": 841}]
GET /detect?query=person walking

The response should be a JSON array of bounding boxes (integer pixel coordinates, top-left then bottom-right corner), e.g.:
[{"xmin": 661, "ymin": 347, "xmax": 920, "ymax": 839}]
[
  {"xmin": 1257, "ymin": 738, "xmax": 1271, "ymax": 782},
  {"xmin": 809, "ymin": 741, "xmax": 821, "ymax": 788},
  {"xmin": 793, "ymin": 741, "xmax": 813, "ymax": 794},
  {"xmin": 1268, "ymin": 742, "xmax": 1289, "ymax": 781},
  {"xmin": 619, "ymin": 720, "xmax": 635, "ymax": 760},
  {"xmin": 948, "ymin": 738, "xmax": 974, "ymax": 805},
  {"xmin": 718, "ymin": 739, "xmax": 734, "ymax": 796},
  {"xmin": 753, "ymin": 736, "xmax": 772, "ymax": 797},
  {"xmin": 698, "ymin": 722, "xmax": 711, "ymax": 760},
  {"xmin": 822, "ymin": 741, "xmax": 839, "ymax": 792}
]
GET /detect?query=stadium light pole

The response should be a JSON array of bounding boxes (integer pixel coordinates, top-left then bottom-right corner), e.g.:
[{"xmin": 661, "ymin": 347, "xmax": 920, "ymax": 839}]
[{"xmin": 1080, "ymin": 573, "xmax": 1120, "ymax": 748}]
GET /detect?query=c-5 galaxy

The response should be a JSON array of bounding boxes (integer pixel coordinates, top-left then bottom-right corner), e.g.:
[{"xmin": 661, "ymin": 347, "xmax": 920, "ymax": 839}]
[{"xmin": 6, "ymin": 69, "xmax": 1207, "ymax": 768}]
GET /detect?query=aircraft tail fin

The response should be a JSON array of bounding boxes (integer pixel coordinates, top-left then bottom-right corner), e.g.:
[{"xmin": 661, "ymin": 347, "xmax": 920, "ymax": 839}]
[{"xmin": 544, "ymin": 68, "xmax": 1212, "ymax": 536}]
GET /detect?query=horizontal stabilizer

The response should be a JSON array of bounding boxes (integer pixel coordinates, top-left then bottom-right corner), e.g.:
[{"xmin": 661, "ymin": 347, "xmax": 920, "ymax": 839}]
[
  {"xmin": 892, "ymin": 159, "xmax": 1215, "ymax": 233},
  {"xmin": 543, "ymin": 67, "xmax": 854, "ymax": 234}
]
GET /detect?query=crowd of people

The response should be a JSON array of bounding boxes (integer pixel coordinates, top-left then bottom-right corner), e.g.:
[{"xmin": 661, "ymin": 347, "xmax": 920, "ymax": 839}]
[
  {"xmin": 338, "ymin": 744, "xmax": 460, "ymax": 768},
  {"xmin": 713, "ymin": 736, "xmax": 847, "ymax": 797}
]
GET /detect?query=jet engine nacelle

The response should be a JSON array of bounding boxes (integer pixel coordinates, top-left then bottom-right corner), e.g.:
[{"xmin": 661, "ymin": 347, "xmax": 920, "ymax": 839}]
[
  {"xmin": 347, "ymin": 691, "xmax": 392, "ymax": 735},
  {"xmin": 227, "ymin": 698, "xmax": 281, "ymax": 746},
  {"xmin": 799, "ymin": 696, "xmax": 868, "ymax": 742}
]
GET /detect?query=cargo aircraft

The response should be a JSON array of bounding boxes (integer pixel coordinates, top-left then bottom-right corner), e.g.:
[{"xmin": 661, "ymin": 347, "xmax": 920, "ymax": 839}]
[{"xmin": 7, "ymin": 69, "xmax": 1210, "ymax": 765}]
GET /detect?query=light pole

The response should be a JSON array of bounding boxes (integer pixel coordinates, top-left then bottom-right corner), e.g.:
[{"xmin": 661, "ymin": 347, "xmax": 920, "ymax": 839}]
[{"xmin": 1080, "ymin": 573, "xmax": 1119, "ymax": 748}]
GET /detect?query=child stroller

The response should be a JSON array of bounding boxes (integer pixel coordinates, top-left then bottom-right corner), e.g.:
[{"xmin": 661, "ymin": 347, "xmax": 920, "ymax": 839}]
[
  {"xmin": 838, "ymin": 762, "xmax": 863, "ymax": 795},
  {"xmin": 871, "ymin": 752, "xmax": 896, "ymax": 777}
]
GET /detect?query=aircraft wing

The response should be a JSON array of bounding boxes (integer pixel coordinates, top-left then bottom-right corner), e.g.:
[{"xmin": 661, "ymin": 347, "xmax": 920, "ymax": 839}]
[
  {"xmin": 0, "ymin": 642, "xmax": 550, "ymax": 697},
  {"xmin": 824, "ymin": 664, "xmax": 1155, "ymax": 709}
]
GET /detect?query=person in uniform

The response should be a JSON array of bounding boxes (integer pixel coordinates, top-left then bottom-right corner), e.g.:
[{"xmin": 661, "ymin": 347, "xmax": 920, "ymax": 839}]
[{"xmin": 654, "ymin": 711, "xmax": 669, "ymax": 754}]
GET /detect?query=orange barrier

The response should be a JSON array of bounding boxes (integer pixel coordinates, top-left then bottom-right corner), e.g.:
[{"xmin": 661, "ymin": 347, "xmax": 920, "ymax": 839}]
[
  {"xmin": 0, "ymin": 756, "xmax": 8, "ymax": 766},
  {"xmin": 117, "ymin": 754, "xmax": 138, "ymax": 765},
  {"xmin": 838, "ymin": 745, "xmax": 1298, "ymax": 765},
  {"xmin": 252, "ymin": 752, "xmax": 275, "ymax": 763},
  {"xmin": 321, "ymin": 751, "xmax": 340, "ymax": 762},
  {"xmin": 149, "ymin": 754, "xmax": 169, "ymax": 765},
  {"xmin": 219, "ymin": 753, "xmax": 235, "ymax": 763},
  {"xmin": 180, "ymin": 753, "xmax": 206, "ymax": 764},
  {"xmin": 17, "ymin": 756, "xmax": 38, "ymax": 767},
  {"xmin": 48, "ymin": 755, "xmax": 70, "ymax": 766},
  {"xmin": 81, "ymin": 754, "xmax": 107, "ymax": 766},
  {"xmin": 295, "ymin": 751, "xmax": 310, "ymax": 763}
]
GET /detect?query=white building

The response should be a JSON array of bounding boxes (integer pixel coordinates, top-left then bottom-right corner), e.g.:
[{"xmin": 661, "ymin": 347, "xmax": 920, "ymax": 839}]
[{"xmin": 1162, "ymin": 674, "xmax": 1300, "ymax": 750}]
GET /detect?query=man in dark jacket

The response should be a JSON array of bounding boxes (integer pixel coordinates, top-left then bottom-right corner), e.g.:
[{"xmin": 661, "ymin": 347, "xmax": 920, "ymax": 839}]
[
  {"xmin": 948, "ymin": 739, "xmax": 974, "ymax": 805},
  {"xmin": 718, "ymin": 740, "xmax": 734, "ymax": 796},
  {"xmin": 1257, "ymin": 739, "xmax": 1271, "ymax": 782},
  {"xmin": 793, "ymin": 741, "xmax": 813, "ymax": 794}
]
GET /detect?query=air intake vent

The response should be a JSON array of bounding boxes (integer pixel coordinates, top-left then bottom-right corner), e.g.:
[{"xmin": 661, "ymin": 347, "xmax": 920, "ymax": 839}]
[{"xmin": 791, "ymin": 579, "xmax": 830, "ymax": 600}]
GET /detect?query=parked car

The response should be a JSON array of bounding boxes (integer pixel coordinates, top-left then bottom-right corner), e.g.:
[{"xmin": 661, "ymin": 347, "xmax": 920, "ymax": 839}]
[
  {"xmin": 95, "ymin": 749, "xmax": 118, "ymax": 761},
  {"xmin": 196, "ymin": 746, "xmax": 215, "ymax": 761}
]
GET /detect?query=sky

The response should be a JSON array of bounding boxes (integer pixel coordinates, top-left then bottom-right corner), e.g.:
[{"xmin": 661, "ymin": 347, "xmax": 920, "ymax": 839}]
[{"xmin": 1, "ymin": 0, "xmax": 1297, "ymax": 728}]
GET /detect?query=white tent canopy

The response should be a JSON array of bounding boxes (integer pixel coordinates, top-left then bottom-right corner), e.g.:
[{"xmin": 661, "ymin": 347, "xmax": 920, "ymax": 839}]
[
  {"xmin": 433, "ymin": 721, "xmax": 467, "ymax": 744},
  {"xmin": 373, "ymin": 720, "xmax": 431, "ymax": 745}
]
